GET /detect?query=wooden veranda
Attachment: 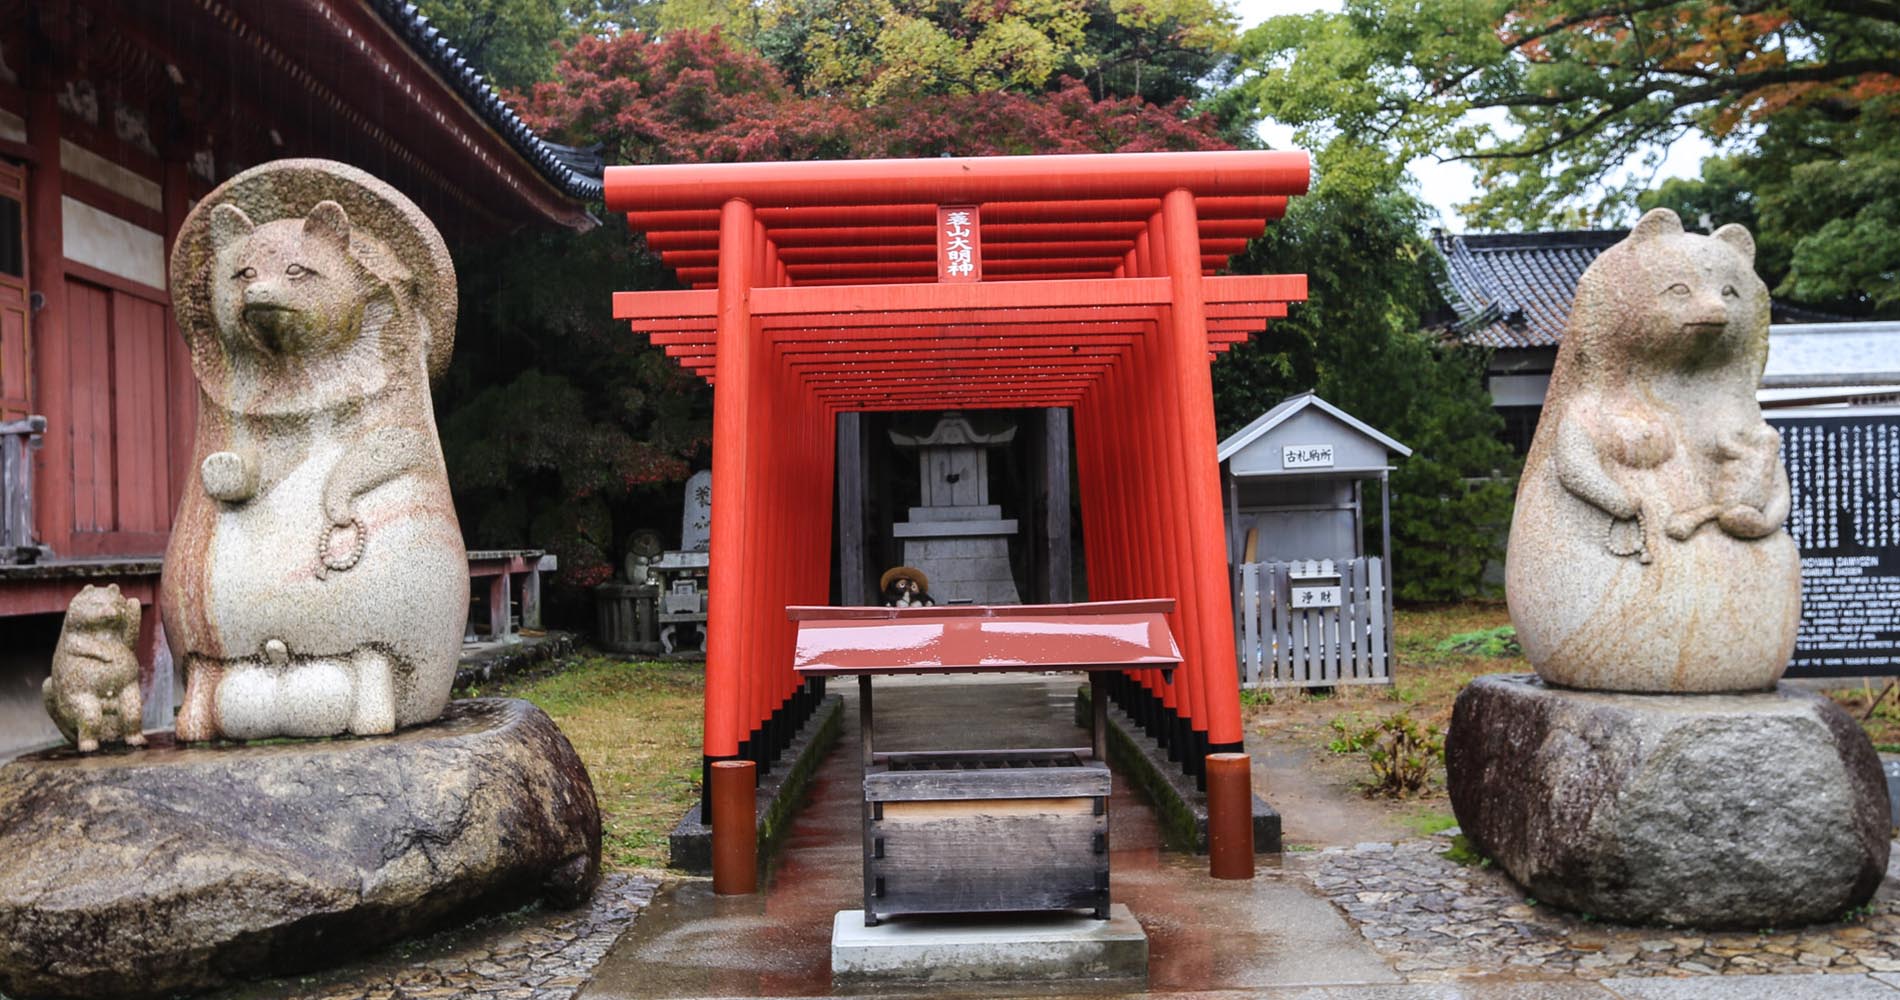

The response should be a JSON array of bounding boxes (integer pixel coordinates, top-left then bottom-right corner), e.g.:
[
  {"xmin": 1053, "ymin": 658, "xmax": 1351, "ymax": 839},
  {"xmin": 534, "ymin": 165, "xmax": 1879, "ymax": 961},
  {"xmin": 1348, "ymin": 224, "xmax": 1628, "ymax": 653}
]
[{"xmin": 605, "ymin": 151, "xmax": 1311, "ymax": 822}]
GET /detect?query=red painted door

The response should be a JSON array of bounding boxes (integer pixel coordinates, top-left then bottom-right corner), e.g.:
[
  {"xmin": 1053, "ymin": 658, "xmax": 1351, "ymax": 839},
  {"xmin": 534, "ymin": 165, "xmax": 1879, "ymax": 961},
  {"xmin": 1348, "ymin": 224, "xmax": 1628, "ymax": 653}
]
[
  {"xmin": 0, "ymin": 162, "xmax": 28, "ymax": 419},
  {"xmin": 63, "ymin": 277, "xmax": 173, "ymax": 555}
]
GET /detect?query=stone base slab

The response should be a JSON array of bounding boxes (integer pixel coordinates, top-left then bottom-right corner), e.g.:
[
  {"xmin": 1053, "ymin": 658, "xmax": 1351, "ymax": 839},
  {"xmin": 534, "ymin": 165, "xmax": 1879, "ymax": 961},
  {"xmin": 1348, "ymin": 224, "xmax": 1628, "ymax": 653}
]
[
  {"xmin": 831, "ymin": 904, "xmax": 1147, "ymax": 983},
  {"xmin": 0, "ymin": 698, "xmax": 600, "ymax": 1000},
  {"xmin": 1447, "ymin": 674, "xmax": 1889, "ymax": 928}
]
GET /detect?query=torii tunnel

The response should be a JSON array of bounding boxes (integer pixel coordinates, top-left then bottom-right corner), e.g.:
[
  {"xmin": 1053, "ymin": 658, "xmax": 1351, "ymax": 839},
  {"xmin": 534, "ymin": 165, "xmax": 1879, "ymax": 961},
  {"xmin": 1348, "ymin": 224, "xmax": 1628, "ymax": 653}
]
[{"xmin": 605, "ymin": 150, "xmax": 1311, "ymax": 822}]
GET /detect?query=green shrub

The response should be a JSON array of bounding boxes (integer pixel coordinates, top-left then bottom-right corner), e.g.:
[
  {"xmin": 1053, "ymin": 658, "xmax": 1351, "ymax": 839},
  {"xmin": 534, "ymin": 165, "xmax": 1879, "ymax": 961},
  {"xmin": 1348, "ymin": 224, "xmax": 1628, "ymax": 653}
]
[{"xmin": 1338, "ymin": 712, "xmax": 1444, "ymax": 797}]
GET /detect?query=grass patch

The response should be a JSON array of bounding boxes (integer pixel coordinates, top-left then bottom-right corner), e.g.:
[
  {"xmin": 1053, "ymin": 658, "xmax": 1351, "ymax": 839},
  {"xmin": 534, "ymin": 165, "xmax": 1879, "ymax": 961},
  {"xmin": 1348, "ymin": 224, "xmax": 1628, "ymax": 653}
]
[
  {"xmin": 1824, "ymin": 680, "xmax": 1900, "ymax": 747},
  {"xmin": 1436, "ymin": 625, "xmax": 1521, "ymax": 658},
  {"xmin": 1441, "ymin": 833, "xmax": 1490, "ymax": 867},
  {"xmin": 1402, "ymin": 808, "xmax": 1459, "ymax": 837},
  {"xmin": 1242, "ymin": 603, "xmax": 1528, "ymax": 808},
  {"xmin": 493, "ymin": 656, "xmax": 704, "ymax": 873}
]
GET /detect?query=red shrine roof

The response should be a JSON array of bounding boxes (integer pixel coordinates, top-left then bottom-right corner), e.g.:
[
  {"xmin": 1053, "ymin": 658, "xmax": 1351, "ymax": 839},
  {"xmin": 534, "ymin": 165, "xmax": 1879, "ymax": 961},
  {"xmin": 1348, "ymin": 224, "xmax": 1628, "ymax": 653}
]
[
  {"xmin": 787, "ymin": 601, "xmax": 1182, "ymax": 676},
  {"xmin": 607, "ymin": 150, "xmax": 1311, "ymax": 412}
]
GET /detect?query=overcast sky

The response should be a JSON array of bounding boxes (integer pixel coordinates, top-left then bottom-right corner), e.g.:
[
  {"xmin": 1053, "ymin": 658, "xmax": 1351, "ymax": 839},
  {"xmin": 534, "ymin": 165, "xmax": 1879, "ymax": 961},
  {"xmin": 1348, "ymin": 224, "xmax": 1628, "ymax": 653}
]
[{"xmin": 1225, "ymin": 0, "xmax": 1715, "ymax": 230}]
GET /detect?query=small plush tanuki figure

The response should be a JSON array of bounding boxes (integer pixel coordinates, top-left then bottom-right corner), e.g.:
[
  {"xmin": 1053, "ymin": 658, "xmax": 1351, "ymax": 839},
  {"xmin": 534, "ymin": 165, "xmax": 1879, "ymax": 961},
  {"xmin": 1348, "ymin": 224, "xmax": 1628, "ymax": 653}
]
[
  {"xmin": 880, "ymin": 567, "xmax": 936, "ymax": 608},
  {"xmin": 161, "ymin": 160, "xmax": 468, "ymax": 742},
  {"xmin": 1506, "ymin": 208, "xmax": 1799, "ymax": 693},
  {"xmin": 43, "ymin": 584, "xmax": 145, "ymax": 753}
]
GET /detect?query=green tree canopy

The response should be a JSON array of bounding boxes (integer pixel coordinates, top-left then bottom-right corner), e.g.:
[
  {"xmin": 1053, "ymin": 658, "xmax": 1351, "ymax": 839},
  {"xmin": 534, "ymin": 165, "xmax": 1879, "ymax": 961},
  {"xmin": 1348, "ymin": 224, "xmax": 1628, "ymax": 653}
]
[
  {"xmin": 1217, "ymin": 0, "xmax": 1899, "ymax": 314},
  {"xmin": 1213, "ymin": 183, "xmax": 1518, "ymax": 601},
  {"xmin": 414, "ymin": 0, "xmax": 568, "ymax": 90}
]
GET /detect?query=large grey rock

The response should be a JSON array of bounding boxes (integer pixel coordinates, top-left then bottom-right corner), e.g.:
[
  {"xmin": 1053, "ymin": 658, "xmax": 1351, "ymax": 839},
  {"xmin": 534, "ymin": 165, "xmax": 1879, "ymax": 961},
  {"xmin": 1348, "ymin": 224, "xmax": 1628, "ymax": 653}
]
[
  {"xmin": 0, "ymin": 698, "xmax": 599, "ymax": 1000},
  {"xmin": 1447, "ymin": 675, "xmax": 1889, "ymax": 928}
]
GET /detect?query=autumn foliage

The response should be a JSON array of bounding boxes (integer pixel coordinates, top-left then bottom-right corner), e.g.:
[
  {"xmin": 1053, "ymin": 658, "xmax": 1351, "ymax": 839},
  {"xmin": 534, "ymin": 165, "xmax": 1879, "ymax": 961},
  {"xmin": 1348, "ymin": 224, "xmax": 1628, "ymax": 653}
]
[{"xmin": 513, "ymin": 28, "xmax": 1228, "ymax": 164}]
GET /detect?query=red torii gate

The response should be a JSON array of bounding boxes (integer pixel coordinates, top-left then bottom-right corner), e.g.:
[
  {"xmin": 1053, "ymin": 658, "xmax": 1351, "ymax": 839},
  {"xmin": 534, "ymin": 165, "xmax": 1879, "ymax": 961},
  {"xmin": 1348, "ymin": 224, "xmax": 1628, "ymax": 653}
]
[{"xmin": 605, "ymin": 150, "xmax": 1310, "ymax": 824}]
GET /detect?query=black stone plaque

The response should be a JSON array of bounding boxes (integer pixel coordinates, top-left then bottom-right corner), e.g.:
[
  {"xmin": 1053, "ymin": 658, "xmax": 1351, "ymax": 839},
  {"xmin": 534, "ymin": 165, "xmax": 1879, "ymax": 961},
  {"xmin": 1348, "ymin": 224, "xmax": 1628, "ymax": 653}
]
[{"xmin": 1769, "ymin": 407, "xmax": 1900, "ymax": 678}]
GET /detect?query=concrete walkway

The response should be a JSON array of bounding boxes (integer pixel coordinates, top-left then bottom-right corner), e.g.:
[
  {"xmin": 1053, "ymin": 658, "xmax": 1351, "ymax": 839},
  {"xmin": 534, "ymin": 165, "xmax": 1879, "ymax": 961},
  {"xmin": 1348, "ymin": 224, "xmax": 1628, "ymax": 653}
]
[{"xmin": 578, "ymin": 676, "xmax": 1900, "ymax": 1000}]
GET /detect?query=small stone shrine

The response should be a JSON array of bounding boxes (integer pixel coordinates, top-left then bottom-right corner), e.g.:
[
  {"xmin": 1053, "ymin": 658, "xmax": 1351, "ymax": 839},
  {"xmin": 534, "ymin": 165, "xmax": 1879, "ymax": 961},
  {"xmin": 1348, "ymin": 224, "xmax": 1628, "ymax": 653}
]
[
  {"xmin": 1447, "ymin": 209, "xmax": 1890, "ymax": 928},
  {"xmin": 653, "ymin": 470, "xmax": 712, "ymax": 653},
  {"xmin": 888, "ymin": 412, "xmax": 1021, "ymax": 604},
  {"xmin": 0, "ymin": 160, "xmax": 601, "ymax": 1000}
]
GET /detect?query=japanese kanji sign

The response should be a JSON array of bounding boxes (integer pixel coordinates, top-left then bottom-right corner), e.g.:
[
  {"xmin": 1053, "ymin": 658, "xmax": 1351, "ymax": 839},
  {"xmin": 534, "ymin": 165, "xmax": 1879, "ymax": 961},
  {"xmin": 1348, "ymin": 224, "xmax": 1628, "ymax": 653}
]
[{"xmin": 937, "ymin": 204, "xmax": 981, "ymax": 282}]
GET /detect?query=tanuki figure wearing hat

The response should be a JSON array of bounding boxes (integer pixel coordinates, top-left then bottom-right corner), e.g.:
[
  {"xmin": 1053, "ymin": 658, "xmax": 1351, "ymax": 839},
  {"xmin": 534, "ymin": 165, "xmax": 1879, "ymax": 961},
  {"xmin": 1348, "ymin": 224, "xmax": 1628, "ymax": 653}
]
[{"xmin": 880, "ymin": 567, "xmax": 935, "ymax": 608}]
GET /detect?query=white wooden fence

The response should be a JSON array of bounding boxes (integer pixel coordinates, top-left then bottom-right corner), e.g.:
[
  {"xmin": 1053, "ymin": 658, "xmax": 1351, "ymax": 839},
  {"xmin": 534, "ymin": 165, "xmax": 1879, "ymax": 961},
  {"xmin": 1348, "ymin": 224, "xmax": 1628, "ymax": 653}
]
[{"xmin": 1239, "ymin": 557, "xmax": 1390, "ymax": 686}]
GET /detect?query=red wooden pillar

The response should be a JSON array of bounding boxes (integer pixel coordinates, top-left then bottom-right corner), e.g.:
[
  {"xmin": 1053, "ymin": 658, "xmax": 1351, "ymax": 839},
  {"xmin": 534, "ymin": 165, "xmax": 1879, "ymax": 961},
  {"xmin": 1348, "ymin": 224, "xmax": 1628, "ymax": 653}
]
[
  {"xmin": 1160, "ymin": 189, "xmax": 1245, "ymax": 752},
  {"xmin": 705, "ymin": 198, "xmax": 756, "ymax": 798},
  {"xmin": 742, "ymin": 220, "xmax": 775, "ymax": 763},
  {"xmin": 1138, "ymin": 215, "xmax": 1207, "ymax": 760},
  {"xmin": 24, "ymin": 85, "xmax": 71, "ymax": 557},
  {"xmin": 1132, "ymin": 230, "xmax": 1197, "ymax": 746}
]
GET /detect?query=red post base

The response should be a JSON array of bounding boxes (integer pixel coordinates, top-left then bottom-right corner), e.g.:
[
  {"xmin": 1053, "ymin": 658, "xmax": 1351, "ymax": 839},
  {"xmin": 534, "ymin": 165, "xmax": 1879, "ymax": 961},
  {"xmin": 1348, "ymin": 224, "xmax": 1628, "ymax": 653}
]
[
  {"xmin": 711, "ymin": 759, "xmax": 758, "ymax": 894},
  {"xmin": 1206, "ymin": 752, "xmax": 1254, "ymax": 880}
]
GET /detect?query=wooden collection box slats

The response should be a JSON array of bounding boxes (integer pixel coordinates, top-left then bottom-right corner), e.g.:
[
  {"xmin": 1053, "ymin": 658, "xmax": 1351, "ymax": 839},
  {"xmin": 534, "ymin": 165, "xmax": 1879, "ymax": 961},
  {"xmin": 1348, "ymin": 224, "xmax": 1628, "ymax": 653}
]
[
  {"xmin": 865, "ymin": 752, "xmax": 1111, "ymax": 923},
  {"xmin": 789, "ymin": 600, "xmax": 1181, "ymax": 929}
]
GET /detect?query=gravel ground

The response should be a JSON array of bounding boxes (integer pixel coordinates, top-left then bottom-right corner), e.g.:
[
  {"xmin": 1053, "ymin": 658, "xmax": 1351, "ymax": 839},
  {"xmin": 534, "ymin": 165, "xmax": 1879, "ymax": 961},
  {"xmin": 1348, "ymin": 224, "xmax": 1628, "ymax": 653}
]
[{"xmin": 1287, "ymin": 838, "xmax": 1900, "ymax": 981}]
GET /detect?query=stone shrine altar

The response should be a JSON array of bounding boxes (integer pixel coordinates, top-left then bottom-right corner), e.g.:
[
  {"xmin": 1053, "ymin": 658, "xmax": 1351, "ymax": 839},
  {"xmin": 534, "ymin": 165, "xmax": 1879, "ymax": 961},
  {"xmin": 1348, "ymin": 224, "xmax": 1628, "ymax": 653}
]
[
  {"xmin": 888, "ymin": 412, "xmax": 1021, "ymax": 604},
  {"xmin": 1447, "ymin": 209, "xmax": 1889, "ymax": 928}
]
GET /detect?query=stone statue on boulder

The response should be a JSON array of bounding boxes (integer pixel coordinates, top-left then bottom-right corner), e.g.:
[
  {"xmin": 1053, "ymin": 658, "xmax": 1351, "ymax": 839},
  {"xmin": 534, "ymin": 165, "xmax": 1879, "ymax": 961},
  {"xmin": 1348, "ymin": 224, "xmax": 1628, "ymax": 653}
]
[
  {"xmin": 42, "ymin": 584, "xmax": 145, "ymax": 753},
  {"xmin": 161, "ymin": 159, "xmax": 469, "ymax": 741},
  {"xmin": 1505, "ymin": 207, "xmax": 1799, "ymax": 693},
  {"xmin": 1450, "ymin": 209, "xmax": 1889, "ymax": 930}
]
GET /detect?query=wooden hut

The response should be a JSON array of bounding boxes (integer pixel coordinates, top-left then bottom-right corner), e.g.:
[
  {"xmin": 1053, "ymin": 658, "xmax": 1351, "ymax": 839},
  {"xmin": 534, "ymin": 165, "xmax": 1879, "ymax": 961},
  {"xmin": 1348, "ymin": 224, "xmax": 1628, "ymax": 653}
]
[{"xmin": 1218, "ymin": 392, "xmax": 1409, "ymax": 687}]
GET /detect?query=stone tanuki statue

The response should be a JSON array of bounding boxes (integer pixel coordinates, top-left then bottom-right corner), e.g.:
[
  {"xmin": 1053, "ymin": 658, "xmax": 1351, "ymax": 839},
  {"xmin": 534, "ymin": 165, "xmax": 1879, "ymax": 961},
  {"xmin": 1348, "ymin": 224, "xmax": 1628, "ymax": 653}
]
[
  {"xmin": 161, "ymin": 159, "xmax": 469, "ymax": 741},
  {"xmin": 43, "ymin": 584, "xmax": 146, "ymax": 752},
  {"xmin": 1505, "ymin": 207, "xmax": 1799, "ymax": 692}
]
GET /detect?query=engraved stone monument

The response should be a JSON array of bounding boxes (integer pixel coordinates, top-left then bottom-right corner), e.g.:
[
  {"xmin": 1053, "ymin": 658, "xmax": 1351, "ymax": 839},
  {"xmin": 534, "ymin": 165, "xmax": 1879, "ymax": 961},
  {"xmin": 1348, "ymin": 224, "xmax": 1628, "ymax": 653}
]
[
  {"xmin": 1447, "ymin": 209, "xmax": 1889, "ymax": 928},
  {"xmin": 888, "ymin": 412, "xmax": 1021, "ymax": 604}
]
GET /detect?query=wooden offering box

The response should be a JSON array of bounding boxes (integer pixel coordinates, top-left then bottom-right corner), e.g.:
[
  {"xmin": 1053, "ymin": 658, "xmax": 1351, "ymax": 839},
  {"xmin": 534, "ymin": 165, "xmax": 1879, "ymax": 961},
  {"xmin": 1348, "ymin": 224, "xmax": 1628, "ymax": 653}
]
[{"xmin": 790, "ymin": 601, "xmax": 1180, "ymax": 927}]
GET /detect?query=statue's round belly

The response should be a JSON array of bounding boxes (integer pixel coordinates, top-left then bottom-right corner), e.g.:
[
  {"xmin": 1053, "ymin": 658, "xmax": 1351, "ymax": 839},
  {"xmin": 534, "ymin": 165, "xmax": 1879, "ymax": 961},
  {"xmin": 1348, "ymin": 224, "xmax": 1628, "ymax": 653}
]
[{"xmin": 1508, "ymin": 476, "xmax": 1800, "ymax": 692}]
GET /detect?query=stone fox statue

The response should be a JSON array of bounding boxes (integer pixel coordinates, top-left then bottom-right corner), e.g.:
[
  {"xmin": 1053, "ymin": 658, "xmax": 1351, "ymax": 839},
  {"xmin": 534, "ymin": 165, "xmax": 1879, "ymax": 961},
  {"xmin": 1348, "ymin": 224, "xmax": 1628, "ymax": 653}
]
[
  {"xmin": 1505, "ymin": 208, "xmax": 1799, "ymax": 693},
  {"xmin": 162, "ymin": 160, "xmax": 468, "ymax": 741},
  {"xmin": 43, "ymin": 584, "xmax": 146, "ymax": 752}
]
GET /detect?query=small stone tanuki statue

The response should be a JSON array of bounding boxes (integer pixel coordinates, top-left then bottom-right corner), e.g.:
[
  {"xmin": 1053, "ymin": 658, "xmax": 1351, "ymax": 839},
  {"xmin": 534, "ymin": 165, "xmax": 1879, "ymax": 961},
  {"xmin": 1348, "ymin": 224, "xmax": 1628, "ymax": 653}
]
[
  {"xmin": 43, "ymin": 584, "xmax": 146, "ymax": 752},
  {"xmin": 1506, "ymin": 208, "xmax": 1799, "ymax": 693},
  {"xmin": 880, "ymin": 566, "xmax": 935, "ymax": 608},
  {"xmin": 161, "ymin": 159, "xmax": 469, "ymax": 741}
]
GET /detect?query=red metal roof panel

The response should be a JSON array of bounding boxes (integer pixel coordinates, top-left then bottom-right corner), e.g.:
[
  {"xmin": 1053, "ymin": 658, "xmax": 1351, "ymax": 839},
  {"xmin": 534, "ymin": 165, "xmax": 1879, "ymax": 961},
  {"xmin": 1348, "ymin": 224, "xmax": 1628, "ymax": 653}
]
[{"xmin": 788, "ymin": 600, "xmax": 1182, "ymax": 676}]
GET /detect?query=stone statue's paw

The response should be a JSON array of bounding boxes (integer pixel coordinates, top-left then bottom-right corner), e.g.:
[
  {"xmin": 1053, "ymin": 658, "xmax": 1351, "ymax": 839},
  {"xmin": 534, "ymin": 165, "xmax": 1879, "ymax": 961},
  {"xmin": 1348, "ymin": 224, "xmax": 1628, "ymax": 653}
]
[
  {"xmin": 216, "ymin": 659, "xmax": 354, "ymax": 740},
  {"xmin": 1718, "ymin": 504, "xmax": 1776, "ymax": 539},
  {"xmin": 201, "ymin": 451, "xmax": 257, "ymax": 503}
]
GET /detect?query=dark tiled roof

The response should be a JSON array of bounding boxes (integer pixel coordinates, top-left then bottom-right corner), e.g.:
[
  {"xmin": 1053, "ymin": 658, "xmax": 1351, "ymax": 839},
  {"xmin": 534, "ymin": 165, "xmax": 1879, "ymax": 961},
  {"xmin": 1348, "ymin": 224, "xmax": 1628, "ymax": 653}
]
[
  {"xmin": 368, "ymin": 1, "xmax": 604, "ymax": 202},
  {"xmin": 1431, "ymin": 230, "xmax": 1863, "ymax": 349},
  {"xmin": 1431, "ymin": 230, "xmax": 1623, "ymax": 349}
]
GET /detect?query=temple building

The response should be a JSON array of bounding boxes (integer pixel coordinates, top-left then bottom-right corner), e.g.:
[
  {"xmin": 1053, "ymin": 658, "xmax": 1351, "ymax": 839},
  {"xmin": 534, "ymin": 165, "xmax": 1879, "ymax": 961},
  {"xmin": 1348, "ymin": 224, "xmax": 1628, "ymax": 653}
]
[{"xmin": 0, "ymin": 0, "xmax": 598, "ymax": 753}]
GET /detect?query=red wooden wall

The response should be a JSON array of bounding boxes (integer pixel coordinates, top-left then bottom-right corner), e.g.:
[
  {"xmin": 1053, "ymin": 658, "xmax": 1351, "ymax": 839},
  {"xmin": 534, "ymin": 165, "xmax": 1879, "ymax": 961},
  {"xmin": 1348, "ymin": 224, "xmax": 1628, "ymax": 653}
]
[{"xmin": 61, "ymin": 278, "xmax": 177, "ymax": 556}]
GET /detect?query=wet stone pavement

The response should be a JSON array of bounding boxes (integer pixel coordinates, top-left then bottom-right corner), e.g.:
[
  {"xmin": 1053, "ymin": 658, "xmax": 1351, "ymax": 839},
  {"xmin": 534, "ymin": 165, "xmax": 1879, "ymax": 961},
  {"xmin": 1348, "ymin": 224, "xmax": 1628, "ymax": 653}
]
[
  {"xmin": 203, "ymin": 873, "xmax": 658, "ymax": 1000},
  {"xmin": 1290, "ymin": 838, "xmax": 1900, "ymax": 980}
]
